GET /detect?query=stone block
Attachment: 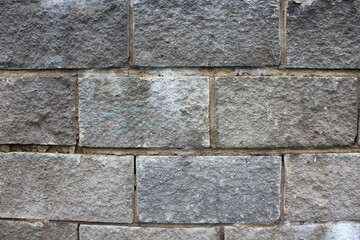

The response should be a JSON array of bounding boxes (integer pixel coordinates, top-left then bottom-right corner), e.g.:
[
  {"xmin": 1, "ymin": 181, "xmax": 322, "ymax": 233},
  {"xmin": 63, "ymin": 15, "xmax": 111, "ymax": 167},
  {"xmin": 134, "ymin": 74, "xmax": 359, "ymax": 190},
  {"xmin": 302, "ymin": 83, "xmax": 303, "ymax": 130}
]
[
  {"xmin": 80, "ymin": 225, "xmax": 218, "ymax": 240},
  {"xmin": 79, "ymin": 77, "xmax": 209, "ymax": 148},
  {"xmin": 134, "ymin": 0, "xmax": 279, "ymax": 67},
  {"xmin": 285, "ymin": 153, "xmax": 360, "ymax": 222},
  {"xmin": 0, "ymin": 153, "xmax": 134, "ymax": 223},
  {"xmin": 137, "ymin": 156, "xmax": 281, "ymax": 223},
  {"xmin": 216, "ymin": 76, "xmax": 357, "ymax": 148},
  {"xmin": 0, "ymin": 77, "xmax": 77, "ymax": 145},
  {"xmin": 286, "ymin": 0, "xmax": 360, "ymax": 68},
  {"xmin": 0, "ymin": 0, "xmax": 128, "ymax": 69}
]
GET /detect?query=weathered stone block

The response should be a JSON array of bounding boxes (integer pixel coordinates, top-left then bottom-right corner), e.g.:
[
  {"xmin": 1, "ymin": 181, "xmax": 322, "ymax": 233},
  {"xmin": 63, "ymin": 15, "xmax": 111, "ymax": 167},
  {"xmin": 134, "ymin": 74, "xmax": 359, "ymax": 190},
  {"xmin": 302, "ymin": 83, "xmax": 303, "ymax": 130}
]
[
  {"xmin": 216, "ymin": 76, "xmax": 357, "ymax": 148},
  {"xmin": 134, "ymin": 0, "xmax": 279, "ymax": 67},
  {"xmin": 0, "ymin": 153, "xmax": 134, "ymax": 223},
  {"xmin": 286, "ymin": 0, "xmax": 360, "ymax": 68},
  {"xmin": 285, "ymin": 153, "xmax": 360, "ymax": 222},
  {"xmin": 80, "ymin": 225, "xmax": 218, "ymax": 240},
  {"xmin": 137, "ymin": 156, "xmax": 281, "ymax": 223},
  {"xmin": 226, "ymin": 222, "xmax": 360, "ymax": 240},
  {"xmin": 0, "ymin": 221, "xmax": 77, "ymax": 240},
  {"xmin": 79, "ymin": 77, "xmax": 209, "ymax": 148},
  {"xmin": 0, "ymin": 0, "xmax": 128, "ymax": 69},
  {"xmin": 0, "ymin": 77, "xmax": 77, "ymax": 145}
]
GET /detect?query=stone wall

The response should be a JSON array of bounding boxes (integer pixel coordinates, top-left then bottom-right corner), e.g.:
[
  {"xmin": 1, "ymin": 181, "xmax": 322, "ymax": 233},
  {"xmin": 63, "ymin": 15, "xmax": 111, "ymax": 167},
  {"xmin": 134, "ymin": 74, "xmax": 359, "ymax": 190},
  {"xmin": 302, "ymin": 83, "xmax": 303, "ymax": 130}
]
[{"xmin": 0, "ymin": 0, "xmax": 360, "ymax": 239}]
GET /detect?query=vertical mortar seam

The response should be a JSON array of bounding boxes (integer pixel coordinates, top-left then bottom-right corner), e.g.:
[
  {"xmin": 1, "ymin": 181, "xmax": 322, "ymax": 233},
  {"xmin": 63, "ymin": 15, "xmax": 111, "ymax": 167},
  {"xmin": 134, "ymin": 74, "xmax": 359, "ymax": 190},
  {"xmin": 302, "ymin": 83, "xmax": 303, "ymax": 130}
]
[
  {"xmin": 355, "ymin": 77, "xmax": 360, "ymax": 143},
  {"xmin": 209, "ymin": 75, "xmax": 217, "ymax": 148},
  {"xmin": 279, "ymin": 155, "xmax": 286, "ymax": 225},
  {"xmin": 128, "ymin": 0, "xmax": 135, "ymax": 66},
  {"xmin": 133, "ymin": 156, "xmax": 139, "ymax": 224},
  {"xmin": 77, "ymin": 223, "xmax": 80, "ymax": 240},
  {"xmin": 279, "ymin": 0, "xmax": 287, "ymax": 68},
  {"xmin": 74, "ymin": 76, "xmax": 81, "ymax": 154},
  {"xmin": 219, "ymin": 226, "xmax": 225, "ymax": 240}
]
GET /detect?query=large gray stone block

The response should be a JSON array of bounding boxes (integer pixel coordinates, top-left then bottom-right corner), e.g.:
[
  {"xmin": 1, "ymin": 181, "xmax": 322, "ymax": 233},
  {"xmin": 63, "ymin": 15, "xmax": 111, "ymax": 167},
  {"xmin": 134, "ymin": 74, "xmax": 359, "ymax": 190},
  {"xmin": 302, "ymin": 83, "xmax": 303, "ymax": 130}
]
[
  {"xmin": 80, "ymin": 225, "xmax": 219, "ymax": 240},
  {"xmin": 137, "ymin": 156, "xmax": 281, "ymax": 223},
  {"xmin": 0, "ymin": 153, "xmax": 134, "ymax": 223},
  {"xmin": 0, "ymin": 77, "xmax": 77, "ymax": 145},
  {"xmin": 216, "ymin": 76, "xmax": 357, "ymax": 148},
  {"xmin": 134, "ymin": 0, "xmax": 280, "ymax": 67},
  {"xmin": 0, "ymin": 221, "xmax": 77, "ymax": 240},
  {"xmin": 79, "ymin": 77, "xmax": 209, "ymax": 148},
  {"xmin": 226, "ymin": 222, "xmax": 360, "ymax": 240},
  {"xmin": 285, "ymin": 153, "xmax": 360, "ymax": 222},
  {"xmin": 0, "ymin": 0, "xmax": 128, "ymax": 69},
  {"xmin": 286, "ymin": 0, "xmax": 360, "ymax": 68}
]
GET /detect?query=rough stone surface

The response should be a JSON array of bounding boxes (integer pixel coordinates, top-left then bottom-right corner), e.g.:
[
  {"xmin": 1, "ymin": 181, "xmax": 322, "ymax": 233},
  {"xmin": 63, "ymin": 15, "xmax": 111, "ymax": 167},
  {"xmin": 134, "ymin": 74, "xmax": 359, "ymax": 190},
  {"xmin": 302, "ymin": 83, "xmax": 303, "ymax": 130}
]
[
  {"xmin": 0, "ymin": 152, "xmax": 134, "ymax": 223},
  {"xmin": 134, "ymin": 0, "xmax": 279, "ymax": 67},
  {"xmin": 285, "ymin": 153, "xmax": 360, "ymax": 222},
  {"xmin": 226, "ymin": 222, "xmax": 360, "ymax": 240},
  {"xmin": 0, "ymin": 0, "xmax": 128, "ymax": 69},
  {"xmin": 0, "ymin": 77, "xmax": 77, "ymax": 145},
  {"xmin": 216, "ymin": 76, "xmax": 357, "ymax": 148},
  {"xmin": 286, "ymin": 0, "xmax": 360, "ymax": 68},
  {"xmin": 80, "ymin": 225, "xmax": 219, "ymax": 240},
  {"xmin": 79, "ymin": 77, "xmax": 209, "ymax": 148},
  {"xmin": 0, "ymin": 221, "xmax": 77, "ymax": 240},
  {"xmin": 137, "ymin": 156, "xmax": 281, "ymax": 223}
]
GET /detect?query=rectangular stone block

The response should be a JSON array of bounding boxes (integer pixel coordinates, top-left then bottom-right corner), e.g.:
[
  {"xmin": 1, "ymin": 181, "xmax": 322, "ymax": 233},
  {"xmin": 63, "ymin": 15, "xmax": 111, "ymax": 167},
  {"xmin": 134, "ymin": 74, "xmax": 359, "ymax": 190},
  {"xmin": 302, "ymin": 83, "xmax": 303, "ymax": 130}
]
[
  {"xmin": 0, "ymin": 221, "xmax": 77, "ymax": 240},
  {"xmin": 137, "ymin": 156, "xmax": 281, "ymax": 223},
  {"xmin": 225, "ymin": 222, "xmax": 360, "ymax": 240},
  {"xmin": 286, "ymin": 0, "xmax": 360, "ymax": 68},
  {"xmin": 80, "ymin": 225, "xmax": 219, "ymax": 240},
  {"xmin": 0, "ymin": 153, "xmax": 134, "ymax": 223},
  {"xmin": 0, "ymin": 0, "xmax": 128, "ymax": 69},
  {"xmin": 79, "ymin": 77, "xmax": 209, "ymax": 148},
  {"xmin": 0, "ymin": 77, "xmax": 77, "ymax": 145},
  {"xmin": 216, "ymin": 76, "xmax": 357, "ymax": 148},
  {"xmin": 134, "ymin": 0, "xmax": 279, "ymax": 67},
  {"xmin": 285, "ymin": 153, "xmax": 360, "ymax": 222}
]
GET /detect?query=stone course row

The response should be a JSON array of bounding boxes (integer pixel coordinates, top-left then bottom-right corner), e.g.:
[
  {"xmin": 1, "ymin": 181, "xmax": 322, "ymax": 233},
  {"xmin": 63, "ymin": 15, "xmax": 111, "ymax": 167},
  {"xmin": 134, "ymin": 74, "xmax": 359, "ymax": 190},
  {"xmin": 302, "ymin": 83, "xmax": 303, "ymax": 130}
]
[
  {"xmin": 0, "ymin": 76, "xmax": 357, "ymax": 148},
  {"xmin": 0, "ymin": 0, "xmax": 359, "ymax": 69},
  {"xmin": 2, "ymin": 221, "xmax": 360, "ymax": 239},
  {"xmin": 1, "ymin": 152, "xmax": 360, "ymax": 224}
]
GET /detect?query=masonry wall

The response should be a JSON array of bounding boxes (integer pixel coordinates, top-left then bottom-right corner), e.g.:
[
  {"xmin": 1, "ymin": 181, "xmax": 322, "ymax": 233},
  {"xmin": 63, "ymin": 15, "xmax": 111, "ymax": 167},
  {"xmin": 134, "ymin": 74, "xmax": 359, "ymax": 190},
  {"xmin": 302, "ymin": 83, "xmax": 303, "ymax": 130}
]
[{"xmin": 0, "ymin": 0, "xmax": 360, "ymax": 239}]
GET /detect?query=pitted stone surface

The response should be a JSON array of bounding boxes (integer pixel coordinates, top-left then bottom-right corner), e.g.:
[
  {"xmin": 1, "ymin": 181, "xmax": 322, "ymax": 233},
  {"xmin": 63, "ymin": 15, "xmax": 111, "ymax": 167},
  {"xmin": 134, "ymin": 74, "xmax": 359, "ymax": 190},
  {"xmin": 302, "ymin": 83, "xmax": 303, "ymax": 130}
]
[
  {"xmin": 0, "ymin": 221, "xmax": 77, "ymax": 240},
  {"xmin": 137, "ymin": 156, "xmax": 281, "ymax": 223},
  {"xmin": 0, "ymin": 153, "xmax": 134, "ymax": 223},
  {"xmin": 80, "ymin": 225, "xmax": 218, "ymax": 240},
  {"xmin": 79, "ymin": 77, "xmax": 209, "ymax": 148},
  {"xmin": 0, "ymin": 0, "xmax": 128, "ymax": 69},
  {"xmin": 134, "ymin": 0, "xmax": 279, "ymax": 67},
  {"xmin": 0, "ymin": 77, "xmax": 77, "ymax": 145},
  {"xmin": 285, "ymin": 154, "xmax": 360, "ymax": 222},
  {"xmin": 286, "ymin": 0, "xmax": 360, "ymax": 68},
  {"xmin": 226, "ymin": 222, "xmax": 360, "ymax": 240},
  {"xmin": 216, "ymin": 76, "xmax": 357, "ymax": 148}
]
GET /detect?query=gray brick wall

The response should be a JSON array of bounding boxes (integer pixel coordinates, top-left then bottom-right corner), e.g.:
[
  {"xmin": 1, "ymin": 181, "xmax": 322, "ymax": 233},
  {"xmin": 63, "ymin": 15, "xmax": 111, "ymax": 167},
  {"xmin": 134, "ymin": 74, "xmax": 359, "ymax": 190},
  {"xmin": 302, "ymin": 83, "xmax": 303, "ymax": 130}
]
[{"xmin": 0, "ymin": 0, "xmax": 359, "ymax": 239}]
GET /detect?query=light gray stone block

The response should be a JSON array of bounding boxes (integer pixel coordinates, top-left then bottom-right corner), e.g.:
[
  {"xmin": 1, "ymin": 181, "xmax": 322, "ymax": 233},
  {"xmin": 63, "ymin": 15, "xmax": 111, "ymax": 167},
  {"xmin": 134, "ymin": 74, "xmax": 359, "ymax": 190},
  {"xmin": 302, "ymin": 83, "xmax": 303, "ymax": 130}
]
[
  {"xmin": 80, "ymin": 225, "xmax": 219, "ymax": 240},
  {"xmin": 0, "ymin": 153, "xmax": 134, "ymax": 223},
  {"xmin": 0, "ymin": 0, "xmax": 128, "ymax": 69},
  {"xmin": 226, "ymin": 222, "xmax": 360, "ymax": 240},
  {"xmin": 216, "ymin": 76, "xmax": 357, "ymax": 148},
  {"xmin": 286, "ymin": 0, "xmax": 360, "ymax": 68},
  {"xmin": 79, "ymin": 77, "xmax": 209, "ymax": 148},
  {"xmin": 134, "ymin": 0, "xmax": 280, "ymax": 67},
  {"xmin": 137, "ymin": 156, "xmax": 281, "ymax": 223},
  {"xmin": 0, "ymin": 77, "xmax": 77, "ymax": 145},
  {"xmin": 285, "ymin": 153, "xmax": 360, "ymax": 222},
  {"xmin": 0, "ymin": 221, "xmax": 77, "ymax": 240}
]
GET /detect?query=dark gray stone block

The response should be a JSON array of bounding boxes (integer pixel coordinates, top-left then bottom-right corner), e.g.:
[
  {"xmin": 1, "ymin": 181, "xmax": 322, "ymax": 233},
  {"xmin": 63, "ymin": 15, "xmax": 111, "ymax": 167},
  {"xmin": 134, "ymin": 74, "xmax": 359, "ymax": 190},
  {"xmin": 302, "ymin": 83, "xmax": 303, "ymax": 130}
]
[
  {"xmin": 216, "ymin": 76, "xmax": 357, "ymax": 148},
  {"xmin": 134, "ymin": 0, "xmax": 280, "ymax": 67},
  {"xmin": 137, "ymin": 156, "xmax": 281, "ymax": 223},
  {"xmin": 79, "ymin": 77, "xmax": 209, "ymax": 148},
  {"xmin": 0, "ymin": 77, "xmax": 77, "ymax": 145},
  {"xmin": 0, "ymin": 0, "xmax": 128, "ymax": 69},
  {"xmin": 0, "ymin": 153, "xmax": 134, "ymax": 223},
  {"xmin": 0, "ymin": 221, "xmax": 77, "ymax": 240},
  {"xmin": 286, "ymin": 0, "xmax": 360, "ymax": 68},
  {"xmin": 285, "ymin": 153, "xmax": 360, "ymax": 222},
  {"xmin": 80, "ymin": 225, "xmax": 219, "ymax": 240}
]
